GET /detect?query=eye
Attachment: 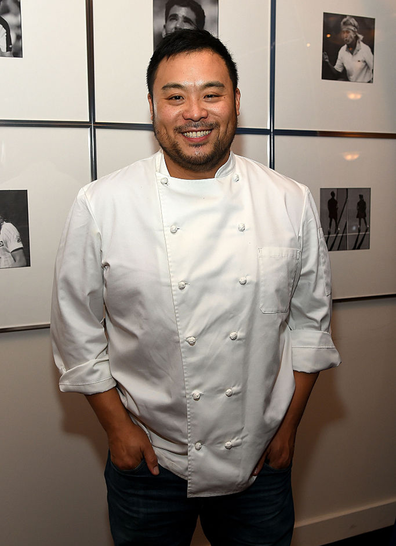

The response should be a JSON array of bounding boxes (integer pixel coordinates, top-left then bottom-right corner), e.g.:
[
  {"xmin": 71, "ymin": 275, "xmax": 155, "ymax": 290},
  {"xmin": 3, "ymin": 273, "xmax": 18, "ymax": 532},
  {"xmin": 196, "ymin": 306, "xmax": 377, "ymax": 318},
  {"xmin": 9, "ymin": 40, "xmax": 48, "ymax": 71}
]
[{"xmin": 168, "ymin": 95, "xmax": 183, "ymax": 101}]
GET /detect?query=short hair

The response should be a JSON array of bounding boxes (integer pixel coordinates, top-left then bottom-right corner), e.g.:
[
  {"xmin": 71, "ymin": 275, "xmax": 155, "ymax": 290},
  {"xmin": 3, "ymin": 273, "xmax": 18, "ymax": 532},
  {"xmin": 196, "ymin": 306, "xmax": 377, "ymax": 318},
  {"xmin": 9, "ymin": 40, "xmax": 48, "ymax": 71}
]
[
  {"xmin": 147, "ymin": 29, "xmax": 239, "ymax": 97},
  {"xmin": 165, "ymin": 0, "xmax": 205, "ymax": 31}
]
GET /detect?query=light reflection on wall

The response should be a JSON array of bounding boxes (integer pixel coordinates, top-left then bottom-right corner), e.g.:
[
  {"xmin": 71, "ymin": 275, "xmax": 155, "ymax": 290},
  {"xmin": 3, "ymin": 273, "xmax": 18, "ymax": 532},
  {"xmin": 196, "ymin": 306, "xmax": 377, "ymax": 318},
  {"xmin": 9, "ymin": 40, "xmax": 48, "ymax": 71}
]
[
  {"xmin": 343, "ymin": 152, "xmax": 360, "ymax": 161},
  {"xmin": 347, "ymin": 92, "xmax": 362, "ymax": 100}
]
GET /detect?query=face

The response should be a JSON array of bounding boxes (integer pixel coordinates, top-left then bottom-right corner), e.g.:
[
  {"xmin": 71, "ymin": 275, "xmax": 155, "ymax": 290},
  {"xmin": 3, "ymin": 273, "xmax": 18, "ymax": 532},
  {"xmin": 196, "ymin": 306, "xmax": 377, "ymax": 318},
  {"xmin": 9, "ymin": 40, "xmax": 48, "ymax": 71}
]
[
  {"xmin": 342, "ymin": 29, "xmax": 356, "ymax": 45},
  {"xmin": 163, "ymin": 6, "xmax": 198, "ymax": 36},
  {"xmin": 148, "ymin": 50, "xmax": 240, "ymax": 179}
]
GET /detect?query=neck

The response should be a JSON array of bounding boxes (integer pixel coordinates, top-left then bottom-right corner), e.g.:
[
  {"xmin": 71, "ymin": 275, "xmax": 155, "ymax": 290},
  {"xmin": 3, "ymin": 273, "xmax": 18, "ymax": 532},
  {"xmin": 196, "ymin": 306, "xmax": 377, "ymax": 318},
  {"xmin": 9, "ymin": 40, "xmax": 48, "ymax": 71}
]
[
  {"xmin": 163, "ymin": 151, "xmax": 231, "ymax": 180},
  {"xmin": 347, "ymin": 37, "xmax": 358, "ymax": 52}
]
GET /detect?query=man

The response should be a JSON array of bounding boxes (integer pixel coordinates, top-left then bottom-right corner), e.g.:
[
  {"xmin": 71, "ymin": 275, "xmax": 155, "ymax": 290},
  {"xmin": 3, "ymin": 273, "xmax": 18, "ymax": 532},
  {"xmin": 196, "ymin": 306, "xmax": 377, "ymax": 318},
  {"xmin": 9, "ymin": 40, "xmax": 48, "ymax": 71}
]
[
  {"xmin": 327, "ymin": 191, "xmax": 338, "ymax": 233},
  {"xmin": 356, "ymin": 194, "xmax": 368, "ymax": 231},
  {"xmin": 323, "ymin": 16, "xmax": 373, "ymax": 83},
  {"xmin": 52, "ymin": 30, "xmax": 340, "ymax": 546},
  {"xmin": 162, "ymin": 0, "xmax": 205, "ymax": 38},
  {"xmin": 0, "ymin": 211, "xmax": 26, "ymax": 268},
  {"xmin": 0, "ymin": 1, "xmax": 13, "ymax": 57}
]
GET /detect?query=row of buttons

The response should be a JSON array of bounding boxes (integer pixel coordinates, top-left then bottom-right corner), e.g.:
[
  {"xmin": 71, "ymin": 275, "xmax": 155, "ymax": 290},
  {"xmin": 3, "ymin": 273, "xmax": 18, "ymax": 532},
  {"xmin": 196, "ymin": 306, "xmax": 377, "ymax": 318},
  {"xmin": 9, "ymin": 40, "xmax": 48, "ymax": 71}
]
[
  {"xmin": 191, "ymin": 389, "xmax": 233, "ymax": 401},
  {"xmin": 178, "ymin": 278, "xmax": 247, "ymax": 291},
  {"xmin": 186, "ymin": 332, "xmax": 239, "ymax": 346},
  {"xmin": 194, "ymin": 441, "xmax": 235, "ymax": 451},
  {"xmin": 161, "ymin": 174, "xmax": 240, "ymax": 186},
  {"xmin": 170, "ymin": 223, "xmax": 246, "ymax": 234}
]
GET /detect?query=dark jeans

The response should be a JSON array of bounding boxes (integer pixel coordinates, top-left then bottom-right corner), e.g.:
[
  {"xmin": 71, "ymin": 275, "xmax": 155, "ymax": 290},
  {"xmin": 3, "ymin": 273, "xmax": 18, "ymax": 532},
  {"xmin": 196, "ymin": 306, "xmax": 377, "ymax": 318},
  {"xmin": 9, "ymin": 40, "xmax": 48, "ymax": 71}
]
[{"xmin": 104, "ymin": 453, "xmax": 294, "ymax": 546}]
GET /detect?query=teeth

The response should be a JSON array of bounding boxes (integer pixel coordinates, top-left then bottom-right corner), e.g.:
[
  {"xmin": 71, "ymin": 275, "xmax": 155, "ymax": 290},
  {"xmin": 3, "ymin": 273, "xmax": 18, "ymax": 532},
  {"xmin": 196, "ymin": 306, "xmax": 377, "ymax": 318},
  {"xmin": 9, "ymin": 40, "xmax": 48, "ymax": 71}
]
[{"xmin": 183, "ymin": 130, "xmax": 211, "ymax": 138}]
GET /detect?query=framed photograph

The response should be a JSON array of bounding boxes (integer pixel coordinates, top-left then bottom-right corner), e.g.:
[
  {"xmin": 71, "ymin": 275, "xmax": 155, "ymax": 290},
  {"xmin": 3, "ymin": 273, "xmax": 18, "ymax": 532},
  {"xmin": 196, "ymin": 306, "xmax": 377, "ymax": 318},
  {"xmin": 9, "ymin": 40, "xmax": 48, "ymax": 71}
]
[
  {"xmin": 320, "ymin": 187, "xmax": 371, "ymax": 251},
  {"xmin": 275, "ymin": 0, "xmax": 396, "ymax": 132},
  {"xmin": 0, "ymin": 190, "xmax": 30, "ymax": 269},
  {"xmin": 0, "ymin": 0, "xmax": 88, "ymax": 121},
  {"xmin": 93, "ymin": 0, "xmax": 271, "ymax": 129},
  {"xmin": 274, "ymin": 135, "xmax": 396, "ymax": 299},
  {"xmin": 0, "ymin": 127, "xmax": 91, "ymax": 331},
  {"xmin": 0, "ymin": 0, "xmax": 23, "ymax": 57},
  {"xmin": 322, "ymin": 13, "xmax": 374, "ymax": 84},
  {"xmin": 153, "ymin": 0, "xmax": 219, "ymax": 49}
]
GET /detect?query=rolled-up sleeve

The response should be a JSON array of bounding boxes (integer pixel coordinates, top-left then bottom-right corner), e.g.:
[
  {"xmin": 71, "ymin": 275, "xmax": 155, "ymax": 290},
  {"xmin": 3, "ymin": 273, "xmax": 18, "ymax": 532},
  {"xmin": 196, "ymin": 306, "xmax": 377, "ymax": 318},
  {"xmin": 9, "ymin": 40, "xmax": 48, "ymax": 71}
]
[
  {"xmin": 288, "ymin": 189, "xmax": 341, "ymax": 373},
  {"xmin": 51, "ymin": 186, "xmax": 116, "ymax": 394}
]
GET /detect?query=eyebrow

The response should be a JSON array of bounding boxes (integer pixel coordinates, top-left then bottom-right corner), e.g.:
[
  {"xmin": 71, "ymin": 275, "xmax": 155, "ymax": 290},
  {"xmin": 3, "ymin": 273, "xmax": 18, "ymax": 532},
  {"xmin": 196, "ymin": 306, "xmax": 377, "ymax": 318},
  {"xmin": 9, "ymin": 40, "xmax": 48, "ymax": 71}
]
[
  {"xmin": 168, "ymin": 14, "xmax": 196, "ymax": 27},
  {"xmin": 161, "ymin": 81, "xmax": 226, "ymax": 92}
]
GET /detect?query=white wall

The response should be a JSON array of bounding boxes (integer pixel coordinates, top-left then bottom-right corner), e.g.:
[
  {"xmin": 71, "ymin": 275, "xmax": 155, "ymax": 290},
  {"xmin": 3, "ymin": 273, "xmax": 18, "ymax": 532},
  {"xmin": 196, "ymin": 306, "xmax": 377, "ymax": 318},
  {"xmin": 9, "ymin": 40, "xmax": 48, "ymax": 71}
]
[{"xmin": 0, "ymin": 298, "xmax": 395, "ymax": 546}]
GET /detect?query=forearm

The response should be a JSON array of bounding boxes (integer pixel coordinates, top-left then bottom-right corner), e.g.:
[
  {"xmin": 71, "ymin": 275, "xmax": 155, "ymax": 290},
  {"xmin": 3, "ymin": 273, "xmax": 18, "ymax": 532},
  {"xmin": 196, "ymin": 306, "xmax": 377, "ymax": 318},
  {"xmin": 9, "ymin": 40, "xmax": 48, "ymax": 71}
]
[
  {"xmin": 85, "ymin": 388, "xmax": 133, "ymax": 436},
  {"xmin": 323, "ymin": 58, "xmax": 341, "ymax": 78},
  {"xmin": 253, "ymin": 371, "xmax": 319, "ymax": 474},
  {"xmin": 11, "ymin": 248, "xmax": 26, "ymax": 267},
  {"xmin": 85, "ymin": 388, "xmax": 159, "ymax": 474},
  {"xmin": 281, "ymin": 370, "xmax": 319, "ymax": 433}
]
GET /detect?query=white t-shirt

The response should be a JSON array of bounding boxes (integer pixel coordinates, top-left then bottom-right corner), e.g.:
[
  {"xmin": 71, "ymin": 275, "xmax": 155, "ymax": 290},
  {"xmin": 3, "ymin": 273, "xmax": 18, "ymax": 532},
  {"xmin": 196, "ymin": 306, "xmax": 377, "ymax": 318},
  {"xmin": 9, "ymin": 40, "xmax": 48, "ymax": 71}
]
[{"xmin": 335, "ymin": 40, "xmax": 374, "ymax": 82}]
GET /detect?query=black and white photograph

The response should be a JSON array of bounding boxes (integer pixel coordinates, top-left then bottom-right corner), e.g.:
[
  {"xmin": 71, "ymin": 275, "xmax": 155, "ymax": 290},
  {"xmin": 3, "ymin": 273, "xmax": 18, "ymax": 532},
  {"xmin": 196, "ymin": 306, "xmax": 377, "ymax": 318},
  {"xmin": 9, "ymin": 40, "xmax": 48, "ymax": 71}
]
[
  {"xmin": 320, "ymin": 187, "xmax": 371, "ymax": 252},
  {"xmin": 0, "ymin": 189, "xmax": 30, "ymax": 268},
  {"xmin": 153, "ymin": 0, "xmax": 218, "ymax": 49},
  {"xmin": 0, "ymin": 0, "xmax": 22, "ymax": 58},
  {"xmin": 322, "ymin": 12, "xmax": 374, "ymax": 83}
]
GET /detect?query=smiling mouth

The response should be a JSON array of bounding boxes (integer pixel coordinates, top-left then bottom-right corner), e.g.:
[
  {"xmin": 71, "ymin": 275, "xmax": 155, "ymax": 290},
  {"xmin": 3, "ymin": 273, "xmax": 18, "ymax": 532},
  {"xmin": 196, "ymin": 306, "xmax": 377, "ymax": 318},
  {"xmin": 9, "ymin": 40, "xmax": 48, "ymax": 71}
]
[{"xmin": 182, "ymin": 130, "xmax": 212, "ymax": 138}]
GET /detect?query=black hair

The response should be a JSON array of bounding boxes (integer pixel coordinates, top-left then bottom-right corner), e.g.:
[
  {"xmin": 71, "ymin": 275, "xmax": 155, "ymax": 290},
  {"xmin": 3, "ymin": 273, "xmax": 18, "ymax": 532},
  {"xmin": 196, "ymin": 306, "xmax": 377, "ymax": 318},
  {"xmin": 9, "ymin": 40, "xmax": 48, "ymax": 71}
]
[
  {"xmin": 147, "ymin": 29, "xmax": 238, "ymax": 97},
  {"xmin": 165, "ymin": 0, "xmax": 205, "ymax": 31}
]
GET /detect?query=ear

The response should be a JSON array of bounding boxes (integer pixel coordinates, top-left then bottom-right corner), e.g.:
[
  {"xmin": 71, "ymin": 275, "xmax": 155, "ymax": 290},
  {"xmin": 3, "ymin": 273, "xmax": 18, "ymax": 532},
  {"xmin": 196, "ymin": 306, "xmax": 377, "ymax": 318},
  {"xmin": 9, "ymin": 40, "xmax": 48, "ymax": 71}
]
[
  {"xmin": 235, "ymin": 88, "xmax": 241, "ymax": 117},
  {"xmin": 162, "ymin": 25, "xmax": 166, "ymax": 38},
  {"xmin": 148, "ymin": 93, "xmax": 154, "ymax": 121}
]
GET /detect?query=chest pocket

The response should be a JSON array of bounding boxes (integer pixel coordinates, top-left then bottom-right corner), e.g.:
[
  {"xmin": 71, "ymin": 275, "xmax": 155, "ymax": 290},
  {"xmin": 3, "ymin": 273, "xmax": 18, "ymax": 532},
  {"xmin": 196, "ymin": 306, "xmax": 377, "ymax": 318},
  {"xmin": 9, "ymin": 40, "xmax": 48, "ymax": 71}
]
[{"xmin": 258, "ymin": 247, "xmax": 301, "ymax": 313}]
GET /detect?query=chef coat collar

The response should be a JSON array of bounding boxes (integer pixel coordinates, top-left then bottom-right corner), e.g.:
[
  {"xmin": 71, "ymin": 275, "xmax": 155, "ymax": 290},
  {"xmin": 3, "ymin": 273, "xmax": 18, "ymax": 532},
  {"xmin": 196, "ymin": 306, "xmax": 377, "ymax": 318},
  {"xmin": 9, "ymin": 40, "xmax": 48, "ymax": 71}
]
[{"xmin": 157, "ymin": 150, "xmax": 236, "ymax": 180}]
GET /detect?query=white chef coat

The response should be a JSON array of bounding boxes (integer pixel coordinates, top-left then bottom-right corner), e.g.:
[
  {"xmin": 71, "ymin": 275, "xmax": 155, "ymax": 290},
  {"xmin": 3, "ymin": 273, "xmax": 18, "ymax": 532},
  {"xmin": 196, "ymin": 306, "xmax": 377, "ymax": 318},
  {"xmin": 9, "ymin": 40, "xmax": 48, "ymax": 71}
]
[{"xmin": 51, "ymin": 151, "xmax": 340, "ymax": 497}]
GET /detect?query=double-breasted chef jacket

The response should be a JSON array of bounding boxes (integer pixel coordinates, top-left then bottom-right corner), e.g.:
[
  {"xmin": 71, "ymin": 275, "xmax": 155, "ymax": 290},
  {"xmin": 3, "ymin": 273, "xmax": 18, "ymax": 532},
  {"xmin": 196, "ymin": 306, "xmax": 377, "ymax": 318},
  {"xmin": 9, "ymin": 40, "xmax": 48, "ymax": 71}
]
[{"xmin": 51, "ymin": 151, "xmax": 341, "ymax": 497}]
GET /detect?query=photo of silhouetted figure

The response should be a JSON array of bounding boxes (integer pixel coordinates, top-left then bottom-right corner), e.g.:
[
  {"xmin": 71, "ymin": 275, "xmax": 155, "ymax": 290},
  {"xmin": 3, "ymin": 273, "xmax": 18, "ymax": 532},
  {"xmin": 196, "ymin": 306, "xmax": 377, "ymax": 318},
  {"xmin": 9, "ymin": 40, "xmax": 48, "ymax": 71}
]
[
  {"xmin": 320, "ymin": 187, "xmax": 370, "ymax": 251},
  {"xmin": 356, "ymin": 194, "xmax": 368, "ymax": 230},
  {"xmin": 327, "ymin": 191, "xmax": 338, "ymax": 233}
]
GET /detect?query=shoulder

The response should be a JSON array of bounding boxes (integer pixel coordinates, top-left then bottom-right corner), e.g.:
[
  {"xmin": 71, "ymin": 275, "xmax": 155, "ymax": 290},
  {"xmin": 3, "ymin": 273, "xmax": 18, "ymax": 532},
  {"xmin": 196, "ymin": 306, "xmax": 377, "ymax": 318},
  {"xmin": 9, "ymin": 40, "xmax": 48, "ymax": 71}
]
[
  {"xmin": 1, "ymin": 222, "xmax": 20, "ymax": 240},
  {"xmin": 235, "ymin": 154, "xmax": 308, "ymax": 198},
  {"xmin": 80, "ymin": 153, "xmax": 159, "ymax": 201},
  {"xmin": 360, "ymin": 41, "xmax": 372, "ymax": 54}
]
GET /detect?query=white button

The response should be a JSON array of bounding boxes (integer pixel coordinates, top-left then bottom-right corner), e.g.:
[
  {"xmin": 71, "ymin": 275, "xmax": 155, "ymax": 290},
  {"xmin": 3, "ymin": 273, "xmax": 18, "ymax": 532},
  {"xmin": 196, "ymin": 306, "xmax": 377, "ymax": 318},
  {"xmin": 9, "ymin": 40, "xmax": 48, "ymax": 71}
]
[
  {"xmin": 238, "ymin": 223, "xmax": 245, "ymax": 232},
  {"xmin": 233, "ymin": 174, "xmax": 240, "ymax": 182},
  {"xmin": 160, "ymin": 177, "xmax": 168, "ymax": 185},
  {"xmin": 229, "ymin": 332, "xmax": 238, "ymax": 341},
  {"xmin": 178, "ymin": 281, "xmax": 187, "ymax": 290},
  {"xmin": 170, "ymin": 225, "xmax": 178, "ymax": 234},
  {"xmin": 239, "ymin": 277, "xmax": 247, "ymax": 285},
  {"xmin": 225, "ymin": 441, "xmax": 233, "ymax": 450},
  {"xmin": 192, "ymin": 391, "xmax": 201, "ymax": 401},
  {"xmin": 225, "ymin": 389, "xmax": 233, "ymax": 397},
  {"xmin": 195, "ymin": 442, "xmax": 202, "ymax": 451},
  {"xmin": 186, "ymin": 336, "xmax": 196, "ymax": 346}
]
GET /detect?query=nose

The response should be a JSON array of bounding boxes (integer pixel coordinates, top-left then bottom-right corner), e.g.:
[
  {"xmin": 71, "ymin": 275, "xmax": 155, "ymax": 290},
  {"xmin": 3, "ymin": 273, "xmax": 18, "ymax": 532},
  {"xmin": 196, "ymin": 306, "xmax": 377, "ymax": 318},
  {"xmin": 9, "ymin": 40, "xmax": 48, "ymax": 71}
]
[{"xmin": 182, "ymin": 98, "xmax": 208, "ymax": 121}]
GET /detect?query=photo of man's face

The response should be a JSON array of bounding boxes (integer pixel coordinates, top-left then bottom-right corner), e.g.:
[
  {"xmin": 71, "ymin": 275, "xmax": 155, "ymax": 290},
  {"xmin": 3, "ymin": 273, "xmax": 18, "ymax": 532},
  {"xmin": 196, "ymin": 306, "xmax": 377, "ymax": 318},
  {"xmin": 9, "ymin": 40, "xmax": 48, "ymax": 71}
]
[
  {"xmin": 153, "ymin": 0, "xmax": 218, "ymax": 50},
  {"xmin": 163, "ymin": 5, "xmax": 199, "ymax": 36}
]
